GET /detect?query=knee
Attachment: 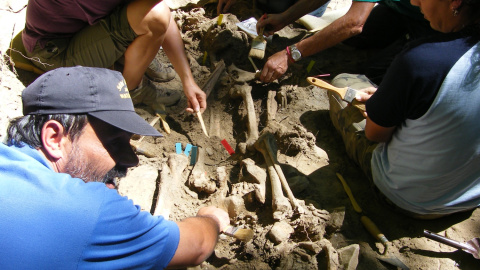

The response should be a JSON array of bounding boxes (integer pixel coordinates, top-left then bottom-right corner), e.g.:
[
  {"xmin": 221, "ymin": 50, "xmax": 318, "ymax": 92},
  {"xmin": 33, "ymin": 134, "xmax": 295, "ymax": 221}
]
[{"xmin": 146, "ymin": 2, "xmax": 171, "ymax": 37}]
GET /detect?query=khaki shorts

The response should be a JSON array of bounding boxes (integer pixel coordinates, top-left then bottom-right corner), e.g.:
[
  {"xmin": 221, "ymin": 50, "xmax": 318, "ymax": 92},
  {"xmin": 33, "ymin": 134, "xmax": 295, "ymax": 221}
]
[{"xmin": 26, "ymin": 5, "xmax": 137, "ymax": 72}]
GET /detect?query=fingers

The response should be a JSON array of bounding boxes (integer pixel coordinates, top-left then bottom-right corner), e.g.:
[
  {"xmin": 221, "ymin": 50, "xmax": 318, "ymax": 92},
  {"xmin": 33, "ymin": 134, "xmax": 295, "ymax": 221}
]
[
  {"xmin": 355, "ymin": 87, "xmax": 377, "ymax": 102},
  {"xmin": 197, "ymin": 206, "xmax": 230, "ymax": 232},
  {"xmin": 217, "ymin": 0, "xmax": 236, "ymax": 15},
  {"xmin": 186, "ymin": 92, "xmax": 207, "ymax": 114}
]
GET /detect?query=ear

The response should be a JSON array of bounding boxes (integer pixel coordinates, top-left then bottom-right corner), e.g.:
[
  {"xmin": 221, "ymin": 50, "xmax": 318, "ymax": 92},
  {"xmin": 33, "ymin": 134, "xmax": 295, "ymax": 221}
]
[{"xmin": 41, "ymin": 120, "xmax": 69, "ymax": 161}]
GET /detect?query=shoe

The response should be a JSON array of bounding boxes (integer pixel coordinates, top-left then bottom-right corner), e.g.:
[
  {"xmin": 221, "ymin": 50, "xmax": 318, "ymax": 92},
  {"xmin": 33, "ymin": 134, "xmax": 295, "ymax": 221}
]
[
  {"xmin": 131, "ymin": 79, "xmax": 181, "ymax": 109},
  {"xmin": 145, "ymin": 57, "xmax": 176, "ymax": 82}
]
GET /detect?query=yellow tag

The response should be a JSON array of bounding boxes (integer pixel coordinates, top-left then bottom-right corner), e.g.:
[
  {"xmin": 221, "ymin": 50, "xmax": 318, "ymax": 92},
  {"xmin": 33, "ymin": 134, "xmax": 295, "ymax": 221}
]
[
  {"xmin": 202, "ymin": 51, "xmax": 208, "ymax": 65},
  {"xmin": 306, "ymin": 60, "xmax": 315, "ymax": 73},
  {"xmin": 217, "ymin": 14, "xmax": 224, "ymax": 25}
]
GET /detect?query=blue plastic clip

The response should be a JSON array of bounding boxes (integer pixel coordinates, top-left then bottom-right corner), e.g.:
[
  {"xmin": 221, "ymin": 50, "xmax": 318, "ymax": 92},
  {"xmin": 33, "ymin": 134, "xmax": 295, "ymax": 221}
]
[
  {"xmin": 175, "ymin": 142, "xmax": 182, "ymax": 154},
  {"xmin": 184, "ymin": 143, "xmax": 193, "ymax": 157},
  {"xmin": 190, "ymin": 146, "xmax": 198, "ymax": 166}
]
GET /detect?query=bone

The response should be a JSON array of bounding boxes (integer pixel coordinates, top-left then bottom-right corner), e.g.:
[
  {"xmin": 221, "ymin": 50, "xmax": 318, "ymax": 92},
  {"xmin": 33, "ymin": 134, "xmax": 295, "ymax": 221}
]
[
  {"xmin": 240, "ymin": 158, "xmax": 266, "ymax": 204},
  {"xmin": 259, "ymin": 133, "xmax": 304, "ymax": 213},
  {"xmin": 227, "ymin": 63, "xmax": 257, "ymax": 83},
  {"xmin": 230, "ymin": 84, "xmax": 259, "ymax": 150},
  {"xmin": 267, "ymin": 90, "xmax": 277, "ymax": 125},
  {"xmin": 188, "ymin": 147, "xmax": 216, "ymax": 194},
  {"xmin": 255, "ymin": 136, "xmax": 292, "ymax": 220},
  {"xmin": 154, "ymin": 153, "xmax": 189, "ymax": 219}
]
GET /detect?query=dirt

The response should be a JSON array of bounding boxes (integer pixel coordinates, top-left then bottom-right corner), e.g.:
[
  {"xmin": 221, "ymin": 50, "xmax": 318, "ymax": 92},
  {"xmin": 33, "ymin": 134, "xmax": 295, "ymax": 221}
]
[{"xmin": 1, "ymin": 0, "xmax": 480, "ymax": 269}]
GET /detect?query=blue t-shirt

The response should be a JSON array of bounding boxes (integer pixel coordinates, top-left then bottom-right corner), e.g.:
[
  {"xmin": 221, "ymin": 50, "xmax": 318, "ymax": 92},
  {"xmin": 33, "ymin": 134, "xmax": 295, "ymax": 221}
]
[{"xmin": 0, "ymin": 143, "xmax": 179, "ymax": 269}]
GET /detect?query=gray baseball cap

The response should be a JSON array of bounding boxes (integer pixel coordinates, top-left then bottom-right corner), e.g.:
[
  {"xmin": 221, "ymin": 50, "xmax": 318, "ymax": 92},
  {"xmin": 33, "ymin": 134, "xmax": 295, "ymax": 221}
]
[{"xmin": 22, "ymin": 66, "xmax": 162, "ymax": 137}]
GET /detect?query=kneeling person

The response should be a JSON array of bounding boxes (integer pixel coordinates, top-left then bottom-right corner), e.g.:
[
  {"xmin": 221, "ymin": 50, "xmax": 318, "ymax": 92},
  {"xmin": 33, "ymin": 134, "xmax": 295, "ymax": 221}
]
[{"xmin": 0, "ymin": 66, "xmax": 229, "ymax": 268}]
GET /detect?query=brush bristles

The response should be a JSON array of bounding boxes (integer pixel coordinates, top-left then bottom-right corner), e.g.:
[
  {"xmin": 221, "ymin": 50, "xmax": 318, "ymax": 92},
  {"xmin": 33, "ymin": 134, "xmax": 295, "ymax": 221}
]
[
  {"xmin": 249, "ymin": 36, "xmax": 266, "ymax": 59},
  {"xmin": 233, "ymin": 228, "xmax": 254, "ymax": 242}
]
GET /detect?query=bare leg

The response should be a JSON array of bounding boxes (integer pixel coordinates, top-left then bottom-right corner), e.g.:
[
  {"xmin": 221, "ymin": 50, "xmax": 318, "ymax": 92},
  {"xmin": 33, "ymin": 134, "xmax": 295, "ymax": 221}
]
[{"xmin": 124, "ymin": 0, "xmax": 170, "ymax": 90}]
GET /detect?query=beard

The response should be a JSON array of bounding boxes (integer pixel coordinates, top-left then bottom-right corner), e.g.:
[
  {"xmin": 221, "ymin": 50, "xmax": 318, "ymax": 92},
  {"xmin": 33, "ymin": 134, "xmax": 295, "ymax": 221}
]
[{"xmin": 63, "ymin": 141, "xmax": 128, "ymax": 184}]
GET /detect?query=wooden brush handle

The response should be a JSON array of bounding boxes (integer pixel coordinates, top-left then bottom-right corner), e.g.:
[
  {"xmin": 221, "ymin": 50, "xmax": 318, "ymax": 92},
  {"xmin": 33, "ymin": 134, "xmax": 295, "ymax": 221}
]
[{"xmin": 307, "ymin": 77, "xmax": 366, "ymax": 112}]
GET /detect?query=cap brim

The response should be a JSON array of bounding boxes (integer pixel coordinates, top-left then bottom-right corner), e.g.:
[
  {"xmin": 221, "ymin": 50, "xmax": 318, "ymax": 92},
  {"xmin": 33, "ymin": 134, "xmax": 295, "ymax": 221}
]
[{"xmin": 89, "ymin": 111, "xmax": 162, "ymax": 137}]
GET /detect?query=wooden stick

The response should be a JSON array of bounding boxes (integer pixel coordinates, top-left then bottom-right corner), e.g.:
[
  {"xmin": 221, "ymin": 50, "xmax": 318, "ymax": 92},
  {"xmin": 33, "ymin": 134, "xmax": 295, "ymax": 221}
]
[{"xmin": 196, "ymin": 111, "xmax": 209, "ymax": 137}]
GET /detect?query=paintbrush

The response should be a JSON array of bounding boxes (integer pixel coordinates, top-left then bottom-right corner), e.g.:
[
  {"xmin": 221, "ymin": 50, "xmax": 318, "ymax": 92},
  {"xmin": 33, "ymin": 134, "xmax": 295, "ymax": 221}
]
[
  {"xmin": 196, "ymin": 111, "xmax": 209, "ymax": 137},
  {"xmin": 223, "ymin": 225, "xmax": 254, "ymax": 242},
  {"xmin": 248, "ymin": 14, "xmax": 267, "ymax": 59}
]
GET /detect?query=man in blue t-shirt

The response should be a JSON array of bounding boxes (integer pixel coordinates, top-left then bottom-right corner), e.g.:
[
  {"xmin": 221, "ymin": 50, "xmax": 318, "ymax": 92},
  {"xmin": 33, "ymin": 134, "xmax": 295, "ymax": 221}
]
[{"xmin": 0, "ymin": 66, "xmax": 230, "ymax": 269}]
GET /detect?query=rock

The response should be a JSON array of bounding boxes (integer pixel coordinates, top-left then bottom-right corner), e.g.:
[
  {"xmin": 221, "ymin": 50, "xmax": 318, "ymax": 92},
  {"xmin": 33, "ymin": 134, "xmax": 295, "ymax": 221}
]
[
  {"xmin": 268, "ymin": 221, "xmax": 294, "ymax": 244},
  {"xmin": 338, "ymin": 244, "xmax": 360, "ymax": 270}
]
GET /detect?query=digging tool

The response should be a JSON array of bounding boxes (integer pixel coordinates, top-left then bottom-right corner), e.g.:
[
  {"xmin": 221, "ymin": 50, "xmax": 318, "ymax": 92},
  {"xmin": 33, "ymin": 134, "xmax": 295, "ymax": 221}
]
[
  {"xmin": 307, "ymin": 77, "xmax": 365, "ymax": 111},
  {"xmin": 155, "ymin": 104, "xmax": 170, "ymax": 134},
  {"xmin": 196, "ymin": 111, "xmax": 209, "ymax": 137},
  {"xmin": 336, "ymin": 173, "xmax": 409, "ymax": 270},
  {"xmin": 424, "ymin": 230, "xmax": 480, "ymax": 259}
]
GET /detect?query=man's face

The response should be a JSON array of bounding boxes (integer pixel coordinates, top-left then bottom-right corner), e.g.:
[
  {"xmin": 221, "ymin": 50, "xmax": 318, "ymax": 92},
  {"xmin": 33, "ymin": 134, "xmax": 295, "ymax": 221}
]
[{"xmin": 63, "ymin": 117, "xmax": 138, "ymax": 184}]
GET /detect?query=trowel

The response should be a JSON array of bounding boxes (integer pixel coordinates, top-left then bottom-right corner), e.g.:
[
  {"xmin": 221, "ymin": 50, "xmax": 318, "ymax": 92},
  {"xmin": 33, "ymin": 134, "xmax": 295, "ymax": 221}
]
[
  {"xmin": 424, "ymin": 230, "xmax": 480, "ymax": 259},
  {"xmin": 336, "ymin": 173, "xmax": 409, "ymax": 270}
]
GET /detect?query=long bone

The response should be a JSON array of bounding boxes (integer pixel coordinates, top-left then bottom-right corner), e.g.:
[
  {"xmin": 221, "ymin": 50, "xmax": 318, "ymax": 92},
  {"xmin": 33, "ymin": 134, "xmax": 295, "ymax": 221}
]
[
  {"xmin": 255, "ymin": 134, "xmax": 292, "ymax": 220},
  {"xmin": 229, "ymin": 84, "xmax": 259, "ymax": 150},
  {"xmin": 259, "ymin": 133, "xmax": 304, "ymax": 213}
]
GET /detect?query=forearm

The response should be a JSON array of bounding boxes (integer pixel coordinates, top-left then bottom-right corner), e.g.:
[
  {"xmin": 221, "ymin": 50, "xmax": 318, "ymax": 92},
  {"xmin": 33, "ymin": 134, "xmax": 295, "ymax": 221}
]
[
  {"xmin": 295, "ymin": 2, "xmax": 375, "ymax": 57},
  {"xmin": 168, "ymin": 216, "xmax": 220, "ymax": 268}
]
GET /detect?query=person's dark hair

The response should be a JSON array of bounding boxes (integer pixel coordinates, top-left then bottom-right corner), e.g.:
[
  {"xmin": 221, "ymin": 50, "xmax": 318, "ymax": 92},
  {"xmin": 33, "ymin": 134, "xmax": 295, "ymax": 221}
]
[{"xmin": 6, "ymin": 114, "xmax": 88, "ymax": 148}]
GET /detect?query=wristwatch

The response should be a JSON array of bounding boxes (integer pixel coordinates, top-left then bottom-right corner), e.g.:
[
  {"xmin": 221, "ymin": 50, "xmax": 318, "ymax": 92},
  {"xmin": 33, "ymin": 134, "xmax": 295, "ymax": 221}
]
[{"xmin": 288, "ymin": 45, "xmax": 302, "ymax": 62}]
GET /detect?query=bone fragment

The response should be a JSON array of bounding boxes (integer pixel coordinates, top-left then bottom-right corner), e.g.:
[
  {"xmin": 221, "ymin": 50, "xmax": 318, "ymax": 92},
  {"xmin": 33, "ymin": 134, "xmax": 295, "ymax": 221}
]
[
  {"xmin": 227, "ymin": 63, "xmax": 257, "ymax": 83},
  {"xmin": 229, "ymin": 84, "xmax": 259, "ymax": 150},
  {"xmin": 188, "ymin": 147, "xmax": 216, "ymax": 194},
  {"xmin": 267, "ymin": 90, "xmax": 277, "ymax": 124},
  {"xmin": 241, "ymin": 158, "xmax": 266, "ymax": 204},
  {"xmin": 154, "ymin": 153, "xmax": 189, "ymax": 219}
]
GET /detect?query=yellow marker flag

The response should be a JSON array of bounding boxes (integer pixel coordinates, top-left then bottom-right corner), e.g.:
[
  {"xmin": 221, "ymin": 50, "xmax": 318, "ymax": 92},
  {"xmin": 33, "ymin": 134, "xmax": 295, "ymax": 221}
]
[
  {"xmin": 217, "ymin": 14, "xmax": 224, "ymax": 25},
  {"xmin": 306, "ymin": 60, "xmax": 315, "ymax": 73},
  {"xmin": 202, "ymin": 51, "xmax": 208, "ymax": 65}
]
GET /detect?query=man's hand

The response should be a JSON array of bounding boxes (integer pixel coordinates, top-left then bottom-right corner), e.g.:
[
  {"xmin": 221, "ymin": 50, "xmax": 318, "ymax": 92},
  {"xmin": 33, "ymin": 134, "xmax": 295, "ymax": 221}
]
[
  {"xmin": 184, "ymin": 82, "xmax": 207, "ymax": 113},
  {"xmin": 256, "ymin": 13, "xmax": 288, "ymax": 37},
  {"xmin": 259, "ymin": 49, "xmax": 289, "ymax": 83},
  {"xmin": 197, "ymin": 206, "xmax": 230, "ymax": 232},
  {"xmin": 217, "ymin": 0, "xmax": 236, "ymax": 15}
]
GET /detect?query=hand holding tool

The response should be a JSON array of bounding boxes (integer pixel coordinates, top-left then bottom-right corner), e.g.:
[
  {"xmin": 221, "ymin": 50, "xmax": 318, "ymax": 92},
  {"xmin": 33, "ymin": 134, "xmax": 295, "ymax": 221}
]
[
  {"xmin": 223, "ymin": 225, "xmax": 254, "ymax": 242},
  {"xmin": 307, "ymin": 77, "xmax": 366, "ymax": 111}
]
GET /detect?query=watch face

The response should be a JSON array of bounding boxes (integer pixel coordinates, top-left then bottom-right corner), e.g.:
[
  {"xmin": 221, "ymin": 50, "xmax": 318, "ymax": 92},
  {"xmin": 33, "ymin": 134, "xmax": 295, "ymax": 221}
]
[
  {"xmin": 292, "ymin": 50, "xmax": 301, "ymax": 61},
  {"xmin": 290, "ymin": 46, "xmax": 301, "ymax": 61}
]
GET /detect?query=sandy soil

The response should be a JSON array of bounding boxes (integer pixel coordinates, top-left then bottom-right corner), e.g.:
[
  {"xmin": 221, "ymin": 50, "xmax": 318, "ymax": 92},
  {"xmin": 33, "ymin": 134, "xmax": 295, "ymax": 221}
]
[{"xmin": 1, "ymin": 0, "xmax": 480, "ymax": 269}]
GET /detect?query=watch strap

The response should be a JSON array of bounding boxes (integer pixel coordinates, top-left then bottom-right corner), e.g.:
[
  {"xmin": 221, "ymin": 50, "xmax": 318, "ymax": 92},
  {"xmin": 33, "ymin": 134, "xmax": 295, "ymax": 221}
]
[{"xmin": 286, "ymin": 45, "xmax": 295, "ymax": 64}]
